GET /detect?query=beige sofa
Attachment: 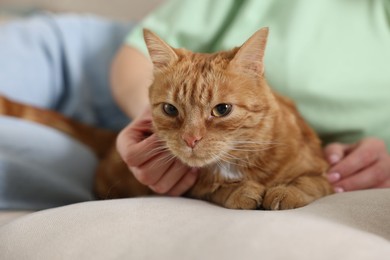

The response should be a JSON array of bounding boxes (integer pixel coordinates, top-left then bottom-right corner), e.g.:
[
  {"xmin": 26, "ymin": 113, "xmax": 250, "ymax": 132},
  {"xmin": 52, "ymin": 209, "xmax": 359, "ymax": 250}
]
[
  {"xmin": 0, "ymin": 1, "xmax": 389, "ymax": 259},
  {"xmin": 1, "ymin": 190, "xmax": 390, "ymax": 259}
]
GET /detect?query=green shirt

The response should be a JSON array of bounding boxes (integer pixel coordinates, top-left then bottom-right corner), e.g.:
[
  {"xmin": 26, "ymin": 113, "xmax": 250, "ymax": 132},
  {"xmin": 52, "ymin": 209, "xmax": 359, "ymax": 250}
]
[{"xmin": 126, "ymin": 0, "xmax": 390, "ymax": 149}]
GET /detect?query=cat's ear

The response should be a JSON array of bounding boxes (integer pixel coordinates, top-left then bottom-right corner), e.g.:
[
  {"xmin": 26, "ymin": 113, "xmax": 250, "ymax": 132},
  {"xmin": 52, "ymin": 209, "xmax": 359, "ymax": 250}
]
[
  {"xmin": 229, "ymin": 27, "xmax": 269, "ymax": 77},
  {"xmin": 143, "ymin": 29, "xmax": 178, "ymax": 71}
]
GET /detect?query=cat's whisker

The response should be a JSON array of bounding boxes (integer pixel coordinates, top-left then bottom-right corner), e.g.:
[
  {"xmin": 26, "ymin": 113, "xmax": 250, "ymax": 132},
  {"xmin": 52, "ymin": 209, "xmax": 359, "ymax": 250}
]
[
  {"xmin": 145, "ymin": 144, "xmax": 168, "ymax": 152},
  {"xmin": 227, "ymin": 139, "xmax": 285, "ymax": 153},
  {"xmin": 220, "ymin": 153, "xmax": 270, "ymax": 174},
  {"xmin": 217, "ymin": 150, "xmax": 254, "ymax": 168},
  {"xmin": 103, "ymin": 179, "xmax": 123, "ymax": 199},
  {"xmin": 142, "ymin": 139, "xmax": 167, "ymax": 150},
  {"xmin": 218, "ymin": 158, "xmax": 249, "ymax": 169},
  {"xmin": 222, "ymin": 143, "xmax": 282, "ymax": 171},
  {"xmin": 153, "ymin": 152, "xmax": 176, "ymax": 164},
  {"xmin": 212, "ymin": 154, "xmax": 232, "ymax": 170},
  {"xmin": 149, "ymin": 152, "xmax": 177, "ymax": 169},
  {"xmin": 215, "ymin": 160, "xmax": 223, "ymax": 169},
  {"xmin": 228, "ymin": 144, "xmax": 280, "ymax": 153},
  {"xmin": 228, "ymin": 142, "xmax": 280, "ymax": 146},
  {"xmin": 144, "ymin": 145, "xmax": 170, "ymax": 158},
  {"xmin": 228, "ymin": 140, "xmax": 283, "ymax": 146},
  {"xmin": 226, "ymin": 151, "xmax": 262, "ymax": 168},
  {"xmin": 228, "ymin": 147, "xmax": 273, "ymax": 152},
  {"xmin": 150, "ymin": 138, "xmax": 166, "ymax": 143}
]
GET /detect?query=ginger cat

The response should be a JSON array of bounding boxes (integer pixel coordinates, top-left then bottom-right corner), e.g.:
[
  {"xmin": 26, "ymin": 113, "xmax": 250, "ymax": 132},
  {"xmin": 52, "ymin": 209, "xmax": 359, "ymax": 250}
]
[
  {"xmin": 0, "ymin": 27, "xmax": 333, "ymax": 210},
  {"xmin": 145, "ymin": 27, "xmax": 333, "ymax": 209}
]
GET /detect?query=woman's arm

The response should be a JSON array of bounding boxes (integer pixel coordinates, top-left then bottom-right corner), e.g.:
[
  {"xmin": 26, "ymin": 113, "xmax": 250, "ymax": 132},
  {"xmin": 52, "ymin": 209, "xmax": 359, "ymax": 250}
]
[{"xmin": 110, "ymin": 45, "xmax": 153, "ymax": 119}]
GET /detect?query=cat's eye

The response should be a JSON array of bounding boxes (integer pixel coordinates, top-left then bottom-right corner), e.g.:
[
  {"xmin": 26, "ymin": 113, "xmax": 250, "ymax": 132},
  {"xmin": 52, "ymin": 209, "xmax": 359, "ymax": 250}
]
[
  {"xmin": 162, "ymin": 103, "xmax": 179, "ymax": 117},
  {"xmin": 212, "ymin": 104, "xmax": 232, "ymax": 117}
]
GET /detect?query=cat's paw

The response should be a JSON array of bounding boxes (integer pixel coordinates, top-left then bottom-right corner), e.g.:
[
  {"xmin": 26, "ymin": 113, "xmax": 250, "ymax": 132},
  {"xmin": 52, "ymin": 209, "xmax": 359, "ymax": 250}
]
[
  {"xmin": 223, "ymin": 182, "xmax": 265, "ymax": 210},
  {"xmin": 262, "ymin": 185, "xmax": 310, "ymax": 210}
]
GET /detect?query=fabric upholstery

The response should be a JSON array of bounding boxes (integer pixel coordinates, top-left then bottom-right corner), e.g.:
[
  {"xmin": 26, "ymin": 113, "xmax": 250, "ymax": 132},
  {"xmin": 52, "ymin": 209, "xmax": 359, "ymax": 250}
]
[{"xmin": 1, "ymin": 189, "xmax": 389, "ymax": 260}]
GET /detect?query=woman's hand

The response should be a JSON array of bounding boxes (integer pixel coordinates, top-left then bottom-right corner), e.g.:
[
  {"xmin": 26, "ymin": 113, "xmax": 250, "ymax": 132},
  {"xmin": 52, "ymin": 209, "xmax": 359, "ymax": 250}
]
[
  {"xmin": 116, "ymin": 108, "xmax": 198, "ymax": 196},
  {"xmin": 324, "ymin": 137, "xmax": 390, "ymax": 192}
]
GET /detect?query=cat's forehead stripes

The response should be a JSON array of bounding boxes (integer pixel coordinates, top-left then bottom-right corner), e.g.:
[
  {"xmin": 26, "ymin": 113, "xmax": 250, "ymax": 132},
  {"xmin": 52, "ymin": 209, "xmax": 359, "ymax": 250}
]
[
  {"xmin": 170, "ymin": 68, "xmax": 218, "ymax": 107},
  {"xmin": 169, "ymin": 55, "xmax": 227, "ymax": 108}
]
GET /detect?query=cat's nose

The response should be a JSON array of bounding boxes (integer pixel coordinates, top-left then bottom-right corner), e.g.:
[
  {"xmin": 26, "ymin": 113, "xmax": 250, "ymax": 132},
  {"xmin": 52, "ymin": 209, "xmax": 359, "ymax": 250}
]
[{"xmin": 183, "ymin": 135, "xmax": 202, "ymax": 149}]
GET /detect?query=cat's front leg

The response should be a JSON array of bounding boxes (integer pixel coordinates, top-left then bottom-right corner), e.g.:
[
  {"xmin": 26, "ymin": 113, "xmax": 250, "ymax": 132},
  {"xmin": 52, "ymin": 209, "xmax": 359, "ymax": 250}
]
[
  {"xmin": 221, "ymin": 181, "xmax": 266, "ymax": 209},
  {"xmin": 190, "ymin": 180, "xmax": 266, "ymax": 210},
  {"xmin": 262, "ymin": 175, "xmax": 333, "ymax": 210}
]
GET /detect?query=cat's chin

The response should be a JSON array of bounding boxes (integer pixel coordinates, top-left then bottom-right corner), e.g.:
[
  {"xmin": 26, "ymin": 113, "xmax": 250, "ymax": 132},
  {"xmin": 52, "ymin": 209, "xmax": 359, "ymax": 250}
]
[
  {"xmin": 182, "ymin": 158, "xmax": 213, "ymax": 168},
  {"xmin": 176, "ymin": 154, "xmax": 216, "ymax": 168},
  {"xmin": 169, "ymin": 144, "xmax": 222, "ymax": 167}
]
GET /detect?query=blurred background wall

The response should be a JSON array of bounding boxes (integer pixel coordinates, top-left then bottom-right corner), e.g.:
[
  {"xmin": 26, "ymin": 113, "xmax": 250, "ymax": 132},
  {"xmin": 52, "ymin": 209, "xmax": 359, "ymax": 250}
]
[{"xmin": 0, "ymin": 0, "xmax": 165, "ymax": 20}]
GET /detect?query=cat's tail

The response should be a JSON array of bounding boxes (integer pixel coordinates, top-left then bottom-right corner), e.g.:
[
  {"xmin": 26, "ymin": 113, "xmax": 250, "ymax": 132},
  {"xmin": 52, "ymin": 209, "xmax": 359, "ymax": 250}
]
[{"xmin": 0, "ymin": 95, "xmax": 117, "ymax": 159}]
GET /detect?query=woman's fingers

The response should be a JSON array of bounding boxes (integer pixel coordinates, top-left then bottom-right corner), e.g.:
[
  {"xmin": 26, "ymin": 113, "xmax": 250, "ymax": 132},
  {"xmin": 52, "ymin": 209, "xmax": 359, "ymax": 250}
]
[
  {"xmin": 131, "ymin": 150, "xmax": 175, "ymax": 186},
  {"xmin": 376, "ymin": 178, "xmax": 390, "ymax": 188},
  {"xmin": 332, "ymin": 160, "xmax": 388, "ymax": 191},
  {"xmin": 119, "ymin": 133, "xmax": 161, "ymax": 166},
  {"xmin": 328, "ymin": 138, "xmax": 383, "ymax": 181},
  {"xmin": 116, "ymin": 109, "xmax": 155, "ymax": 167},
  {"xmin": 324, "ymin": 142, "xmax": 349, "ymax": 165},
  {"xmin": 325, "ymin": 138, "xmax": 390, "ymax": 192},
  {"xmin": 166, "ymin": 168, "xmax": 199, "ymax": 196},
  {"xmin": 149, "ymin": 159, "xmax": 191, "ymax": 194},
  {"xmin": 116, "ymin": 107, "xmax": 196, "ymax": 196}
]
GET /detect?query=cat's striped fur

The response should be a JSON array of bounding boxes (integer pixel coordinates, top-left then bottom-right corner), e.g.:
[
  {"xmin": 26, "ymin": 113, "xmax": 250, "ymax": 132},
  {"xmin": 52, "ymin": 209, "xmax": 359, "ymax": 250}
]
[{"xmin": 146, "ymin": 28, "xmax": 333, "ymax": 209}]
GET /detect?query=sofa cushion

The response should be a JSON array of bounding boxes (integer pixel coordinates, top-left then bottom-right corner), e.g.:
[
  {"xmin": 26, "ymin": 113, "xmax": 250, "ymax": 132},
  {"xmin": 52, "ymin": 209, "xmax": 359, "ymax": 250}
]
[{"xmin": 0, "ymin": 189, "xmax": 389, "ymax": 260}]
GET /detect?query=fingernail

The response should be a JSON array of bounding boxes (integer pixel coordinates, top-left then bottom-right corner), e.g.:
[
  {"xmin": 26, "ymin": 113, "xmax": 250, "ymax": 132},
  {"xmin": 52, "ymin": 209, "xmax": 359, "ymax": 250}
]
[
  {"xmin": 334, "ymin": 187, "xmax": 344, "ymax": 193},
  {"xmin": 327, "ymin": 172, "xmax": 341, "ymax": 183},
  {"xmin": 328, "ymin": 154, "xmax": 341, "ymax": 165}
]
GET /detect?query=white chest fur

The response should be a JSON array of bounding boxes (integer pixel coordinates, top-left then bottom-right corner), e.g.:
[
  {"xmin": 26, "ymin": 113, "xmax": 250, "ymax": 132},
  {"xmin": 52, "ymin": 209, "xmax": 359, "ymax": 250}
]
[{"xmin": 216, "ymin": 163, "xmax": 243, "ymax": 180}]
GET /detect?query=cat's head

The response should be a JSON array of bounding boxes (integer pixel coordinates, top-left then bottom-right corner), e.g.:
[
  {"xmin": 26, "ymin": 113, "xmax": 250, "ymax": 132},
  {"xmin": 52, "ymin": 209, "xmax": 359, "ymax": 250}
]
[{"xmin": 145, "ymin": 28, "xmax": 276, "ymax": 167}]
